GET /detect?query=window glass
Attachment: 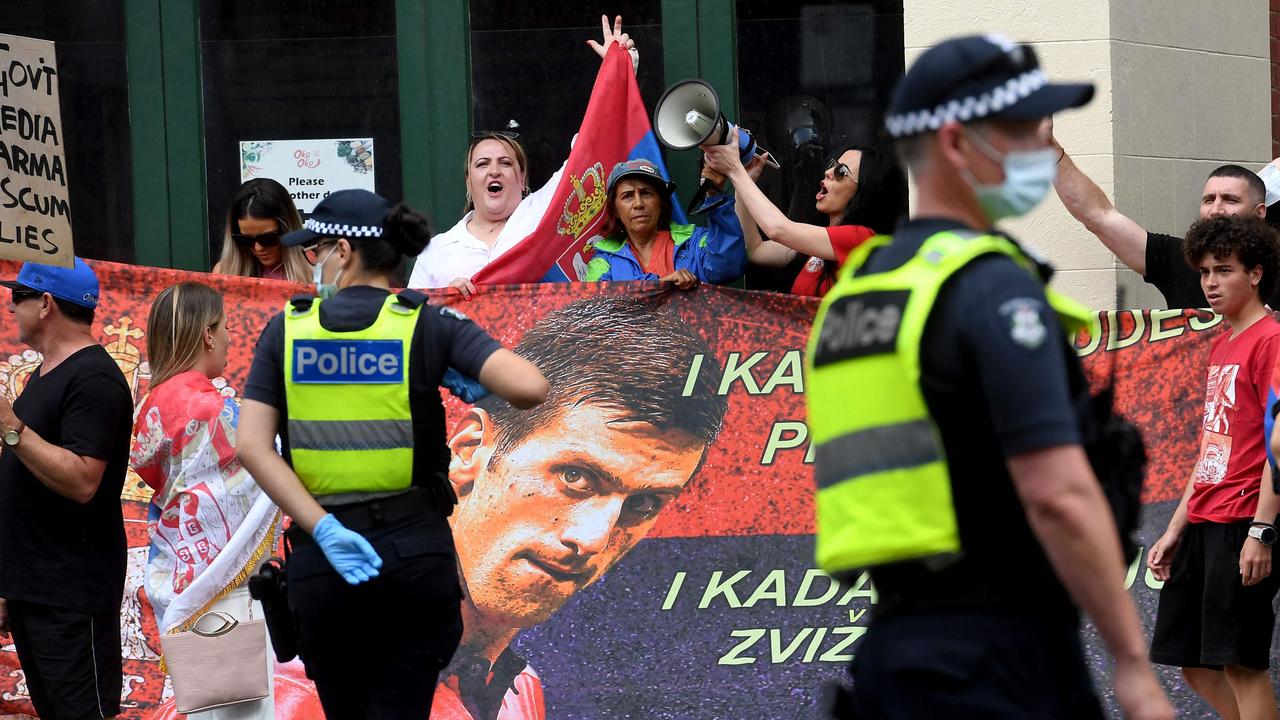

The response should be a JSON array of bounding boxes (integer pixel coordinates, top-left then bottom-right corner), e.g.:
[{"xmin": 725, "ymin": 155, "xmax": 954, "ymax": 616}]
[
  {"xmin": 4, "ymin": 0, "xmax": 134, "ymax": 263},
  {"xmin": 200, "ymin": 0, "xmax": 402, "ymax": 263},
  {"xmin": 468, "ymin": 3, "xmax": 665, "ymax": 197}
]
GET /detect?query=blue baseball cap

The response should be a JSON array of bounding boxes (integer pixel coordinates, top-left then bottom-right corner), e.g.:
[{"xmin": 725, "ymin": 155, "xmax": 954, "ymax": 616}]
[
  {"xmin": 606, "ymin": 159, "xmax": 676, "ymax": 197},
  {"xmin": 1, "ymin": 257, "xmax": 100, "ymax": 308},
  {"xmin": 282, "ymin": 189, "xmax": 394, "ymax": 247},
  {"xmin": 885, "ymin": 34, "xmax": 1094, "ymax": 138}
]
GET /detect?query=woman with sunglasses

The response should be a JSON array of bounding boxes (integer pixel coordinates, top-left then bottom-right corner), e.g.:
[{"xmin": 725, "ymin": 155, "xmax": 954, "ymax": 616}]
[
  {"xmin": 408, "ymin": 15, "xmax": 639, "ymax": 296},
  {"xmin": 212, "ymin": 178, "xmax": 312, "ymax": 283},
  {"xmin": 236, "ymin": 189, "xmax": 548, "ymax": 717},
  {"xmin": 703, "ymin": 130, "xmax": 907, "ymax": 297}
]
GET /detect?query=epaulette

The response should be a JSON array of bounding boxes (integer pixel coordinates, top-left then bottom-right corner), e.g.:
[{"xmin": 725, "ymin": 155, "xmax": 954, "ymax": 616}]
[
  {"xmin": 395, "ymin": 289, "xmax": 428, "ymax": 308},
  {"xmin": 287, "ymin": 293, "xmax": 317, "ymax": 312}
]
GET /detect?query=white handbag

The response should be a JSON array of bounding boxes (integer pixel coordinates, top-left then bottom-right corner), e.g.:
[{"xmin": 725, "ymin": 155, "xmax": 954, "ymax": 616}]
[{"xmin": 159, "ymin": 598, "xmax": 270, "ymax": 713}]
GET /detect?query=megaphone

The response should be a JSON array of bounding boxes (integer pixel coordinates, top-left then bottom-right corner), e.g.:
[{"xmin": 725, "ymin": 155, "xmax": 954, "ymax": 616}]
[
  {"xmin": 654, "ymin": 79, "xmax": 779, "ymax": 212},
  {"xmin": 655, "ymin": 79, "xmax": 780, "ymax": 165}
]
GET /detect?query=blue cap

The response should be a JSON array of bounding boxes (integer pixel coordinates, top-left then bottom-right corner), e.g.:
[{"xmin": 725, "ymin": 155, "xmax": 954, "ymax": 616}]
[
  {"xmin": 606, "ymin": 159, "xmax": 676, "ymax": 197},
  {"xmin": 1, "ymin": 257, "xmax": 100, "ymax": 308},
  {"xmin": 885, "ymin": 34, "xmax": 1093, "ymax": 138},
  {"xmin": 282, "ymin": 189, "xmax": 394, "ymax": 247}
]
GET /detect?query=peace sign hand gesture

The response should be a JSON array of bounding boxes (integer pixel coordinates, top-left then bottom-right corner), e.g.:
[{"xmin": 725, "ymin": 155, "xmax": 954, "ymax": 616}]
[{"xmin": 586, "ymin": 15, "xmax": 640, "ymax": 73}]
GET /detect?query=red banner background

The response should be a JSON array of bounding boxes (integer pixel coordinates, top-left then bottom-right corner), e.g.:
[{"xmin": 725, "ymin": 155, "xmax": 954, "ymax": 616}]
[{"xmin": 0, "ymin": 260, "xmax": 1236, "ymax": 718}]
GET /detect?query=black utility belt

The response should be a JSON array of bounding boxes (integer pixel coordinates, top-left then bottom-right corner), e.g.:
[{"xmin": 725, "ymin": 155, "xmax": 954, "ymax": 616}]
[{"xmin": 290, "ymin": 488, "xmax": 442, "ymax": 545}]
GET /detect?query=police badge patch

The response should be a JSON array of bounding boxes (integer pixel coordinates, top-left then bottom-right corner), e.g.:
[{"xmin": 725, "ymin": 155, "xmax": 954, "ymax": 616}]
[
  {"xmin": 439, "ymin": 306, "xmax": 469, "ymax": 321},
  {"xmin": 999, "ymin": 297, "xmax": 1047, "ymax": 349}
]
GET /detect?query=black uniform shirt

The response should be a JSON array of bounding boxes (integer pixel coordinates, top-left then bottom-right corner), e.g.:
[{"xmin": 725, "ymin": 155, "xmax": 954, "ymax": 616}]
[
  {"xmin": 857, "ymin": 218, "xmax": 1084, "ymax": 623},
  {"xmin": 244, "ymin": 285, "xmax": 502, "ymax": 486}
]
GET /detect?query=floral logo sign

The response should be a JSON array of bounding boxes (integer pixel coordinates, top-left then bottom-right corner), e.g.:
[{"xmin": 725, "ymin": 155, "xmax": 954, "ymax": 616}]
[
  {"xmin": 337, "ymin": 140, "xmax": 373, "ymax": 174},
  {"xmin": 240, "ymin": 141, "xmax": 271, "ymax": 178}
]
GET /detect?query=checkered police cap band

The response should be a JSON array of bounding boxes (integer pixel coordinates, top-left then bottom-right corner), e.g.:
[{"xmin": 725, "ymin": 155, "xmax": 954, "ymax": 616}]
[
  {"xmin": 302, "ymin": 217, "xmax": 384, "ymax": 238},
  {"xmin": 886, "ymin": 68, "xmax": 1047, "ymax": 139}
]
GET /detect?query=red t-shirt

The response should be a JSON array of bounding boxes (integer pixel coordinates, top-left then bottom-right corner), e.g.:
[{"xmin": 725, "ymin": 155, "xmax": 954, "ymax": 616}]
[
  {"xmin": 789, "ymin": 224, "xmax": 876, "ymax": 297},
  {"xmin": 1187, "ymin": 316, "xmax": 1280, "ymax": 523}
]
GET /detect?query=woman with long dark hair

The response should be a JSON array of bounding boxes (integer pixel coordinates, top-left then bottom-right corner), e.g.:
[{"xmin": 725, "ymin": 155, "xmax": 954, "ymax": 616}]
[{"xmin": 703, "ymin": 130, "xmax": 908, "ymax": 296}]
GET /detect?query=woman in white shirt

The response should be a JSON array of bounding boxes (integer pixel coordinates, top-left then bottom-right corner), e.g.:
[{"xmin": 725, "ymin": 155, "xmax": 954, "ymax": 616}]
[{"xmin": 408, "ymin": 15, "xmax": 639, "ymax": 294}]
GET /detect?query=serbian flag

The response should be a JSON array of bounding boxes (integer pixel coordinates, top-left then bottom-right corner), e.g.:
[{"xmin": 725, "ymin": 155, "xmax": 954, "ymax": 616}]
[{"xmin": 473, "ymin": 44, "xmax": 682, "ymax": 284}]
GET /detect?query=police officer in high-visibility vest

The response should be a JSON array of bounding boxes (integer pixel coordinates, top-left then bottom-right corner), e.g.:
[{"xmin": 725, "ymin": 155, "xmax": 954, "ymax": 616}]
[
  {"xmin": 806, "ymin": 36, "xmax": 1173, "ymax": 719},
  {"xmin": 236, "ymin": 189, "xmax": 549, "ymax": 718}
]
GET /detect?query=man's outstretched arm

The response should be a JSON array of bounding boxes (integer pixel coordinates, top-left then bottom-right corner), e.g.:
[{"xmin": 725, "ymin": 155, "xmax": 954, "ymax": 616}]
[{"xmin": 1051, "ymin": 139, "xmax": 1150, "ymax": 275}]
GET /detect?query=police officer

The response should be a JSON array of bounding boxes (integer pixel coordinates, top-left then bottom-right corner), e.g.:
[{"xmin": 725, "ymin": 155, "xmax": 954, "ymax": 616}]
[
  {"xmin": 805, "ymin": 36, "xmax": 1173, "ymax": 719},
  {"xmin": 236, "ymin": 189, "xmax": 548, "ymax": 718}
]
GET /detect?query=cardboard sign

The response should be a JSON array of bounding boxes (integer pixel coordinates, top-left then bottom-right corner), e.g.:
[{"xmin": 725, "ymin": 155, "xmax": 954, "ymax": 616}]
[
  {"xmin": 0, "ymin": 34, "xmax": 73, "ymax": 267},
  {"xmin": 239, "ymin": 138, "xmax": 374, "ymax": 213}
]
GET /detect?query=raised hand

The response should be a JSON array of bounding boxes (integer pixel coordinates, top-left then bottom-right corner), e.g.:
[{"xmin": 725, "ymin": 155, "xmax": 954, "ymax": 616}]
[{"xmin": 587, "ymin": 15, "xmax": 639, "ymax": 72}]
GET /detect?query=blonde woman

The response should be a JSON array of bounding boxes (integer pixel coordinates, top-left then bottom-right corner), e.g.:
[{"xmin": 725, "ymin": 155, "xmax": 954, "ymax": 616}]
[
  {"xmin": 130, "ymin": 282, "xmax": 280, "ymax": 719},
  {"xmin": 212, "ymin": 178, "xmax": 312, "ymax": 282}
]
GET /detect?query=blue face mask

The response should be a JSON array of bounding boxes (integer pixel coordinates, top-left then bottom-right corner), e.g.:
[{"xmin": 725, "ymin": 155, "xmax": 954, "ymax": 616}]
[
  {"xmin": 963, "ymin": 129, "xmax": 1058, "ymax": 223},
  {"xmin": 312, "ymin": 244, "xmax": 343, "ymax": 299}
]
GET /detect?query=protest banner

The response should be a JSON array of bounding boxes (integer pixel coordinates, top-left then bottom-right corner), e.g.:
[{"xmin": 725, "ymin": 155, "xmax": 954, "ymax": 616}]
[
  {"xmin": 0, "ymin": 260, "xmax": 1256, "ymax": 717},
  {"xmin": 0, "ymin": 34, "xmax": 73, "ymax": 267}
]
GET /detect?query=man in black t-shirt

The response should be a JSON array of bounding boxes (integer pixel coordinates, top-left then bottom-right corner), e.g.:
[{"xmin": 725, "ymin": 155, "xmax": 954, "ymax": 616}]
[
  {"xmin": 1052, "ymin": 132, "xmax": 1279, "ymax": 308},
  {"xmin": 0, "ymin": 258, "xmax": 133, "ymax": 719}
]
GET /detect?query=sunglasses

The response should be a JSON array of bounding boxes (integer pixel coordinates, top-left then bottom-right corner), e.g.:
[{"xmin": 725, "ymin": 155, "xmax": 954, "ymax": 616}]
[
  {"xmin": 10, "ymin": 289, "xmax": 41, "ymax": 304},
  {"xmin": 826, "ymin": 159, "xmax": 855, "ymax": 182},
  {"xmin": 232, "ymin": 230, "xmax": 283, "ymax": 249},
  {"xmin": 302, "ymin": 239, "xmax": 337, "ymax": 264}
]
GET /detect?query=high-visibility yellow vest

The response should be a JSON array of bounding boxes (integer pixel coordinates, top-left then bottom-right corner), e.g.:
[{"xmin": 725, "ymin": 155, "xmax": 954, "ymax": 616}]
[
  {"xmin": 805, "ymin": 230, "xmax": 1091, "ymax": 574},
  {"xmin": 283, "ymin": 295, "xmax": 421, "ymax": 496}
]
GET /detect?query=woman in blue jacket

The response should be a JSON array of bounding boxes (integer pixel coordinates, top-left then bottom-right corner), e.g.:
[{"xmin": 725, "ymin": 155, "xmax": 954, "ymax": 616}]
[{"xmin": 584, "ymin": 159, "xmax": 746, "ymax": 287}]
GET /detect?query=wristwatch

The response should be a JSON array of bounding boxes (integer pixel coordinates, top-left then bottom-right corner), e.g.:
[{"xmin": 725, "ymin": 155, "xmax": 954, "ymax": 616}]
[
  {"xmin": 1248, "ymin": 523, "xmax": 1277, "ymax": 546},
  {"xmin": 2, "ymin": 419, "xmax": 23, "ymax": 447}
]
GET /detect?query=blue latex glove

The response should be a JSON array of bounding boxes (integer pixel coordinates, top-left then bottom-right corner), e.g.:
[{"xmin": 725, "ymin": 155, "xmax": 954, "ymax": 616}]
[
  {"xmin": 311, "ymin": 514, "xmax": 383, "ymax": 585},
  {"xmin": 443, "ymin": 367, "xmax": 491, "ymax": 403}
]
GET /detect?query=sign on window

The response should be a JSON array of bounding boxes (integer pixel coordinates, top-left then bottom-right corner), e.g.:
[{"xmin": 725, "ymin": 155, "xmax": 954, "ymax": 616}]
[{"xmin": 239, "ymin": 138, "xmax": 375, "ymax": 214}]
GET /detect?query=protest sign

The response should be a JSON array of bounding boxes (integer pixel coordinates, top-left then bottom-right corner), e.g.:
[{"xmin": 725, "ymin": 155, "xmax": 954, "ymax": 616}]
[{"xmin": 0, "ymin": 34, "xmax": 72, "ymax": 267}]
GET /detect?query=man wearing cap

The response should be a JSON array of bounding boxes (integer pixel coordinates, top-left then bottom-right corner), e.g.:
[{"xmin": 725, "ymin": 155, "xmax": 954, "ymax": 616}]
[
  {"xmin": 805, "ymin": 34, "xmax": 1173, "ymax": 718},
  {"xmin": 1051, "ymin": 135, "xmax": 1280, "ymax": 308},
  {"xmin": 0, "ymin": 258, "xmax": 133, "ymax": 719}
]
